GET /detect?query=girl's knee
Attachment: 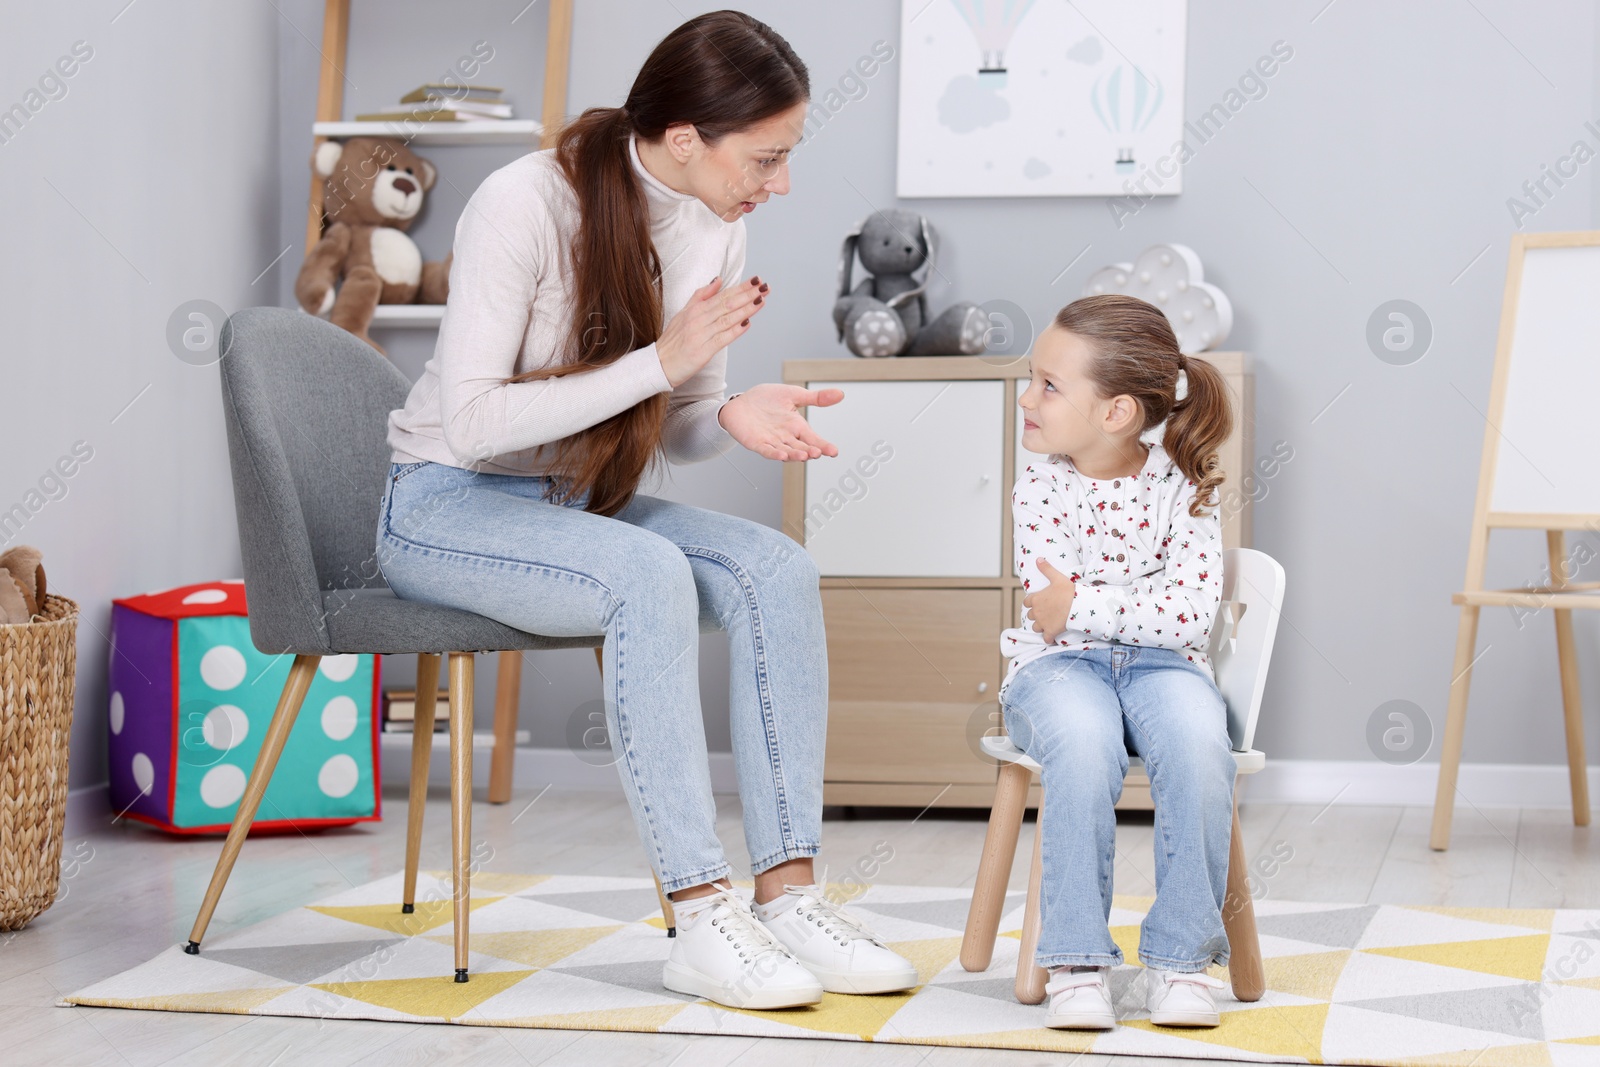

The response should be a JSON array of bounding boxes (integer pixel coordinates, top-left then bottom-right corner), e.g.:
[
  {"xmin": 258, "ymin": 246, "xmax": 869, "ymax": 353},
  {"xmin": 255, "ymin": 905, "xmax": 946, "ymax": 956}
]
[
  {"xmin": 1007, "ymin": 704, "xmax": 1126, "ymax": 785},
  {"xmin": 1151, "ymin": 737, "xmax": 1236, "ymax": 800}
]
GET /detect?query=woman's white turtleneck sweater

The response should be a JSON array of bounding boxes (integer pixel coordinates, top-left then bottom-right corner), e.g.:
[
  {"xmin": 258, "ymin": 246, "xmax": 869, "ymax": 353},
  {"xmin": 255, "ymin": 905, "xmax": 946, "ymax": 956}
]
[{"xmin": 386, "ymin": 131, "xmax": 746, "ymax": 475}]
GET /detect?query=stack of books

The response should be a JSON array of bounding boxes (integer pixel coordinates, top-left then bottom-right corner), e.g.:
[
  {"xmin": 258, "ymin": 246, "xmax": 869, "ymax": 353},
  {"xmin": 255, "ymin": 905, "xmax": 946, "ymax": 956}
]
[
  {"xmin": 355, "ymin": 84, "xmax": 513, "ymax": 124},
  {"xmin": 381, "ymin": 687, "xmax": 452, "ymax": 733}
]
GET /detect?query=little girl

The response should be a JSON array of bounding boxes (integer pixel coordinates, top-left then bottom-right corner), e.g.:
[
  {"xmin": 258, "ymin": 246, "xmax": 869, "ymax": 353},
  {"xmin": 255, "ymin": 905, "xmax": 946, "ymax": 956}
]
[{"xmin": 998, "ymin": 293, "xmax": 1237, "ymax": 1031}]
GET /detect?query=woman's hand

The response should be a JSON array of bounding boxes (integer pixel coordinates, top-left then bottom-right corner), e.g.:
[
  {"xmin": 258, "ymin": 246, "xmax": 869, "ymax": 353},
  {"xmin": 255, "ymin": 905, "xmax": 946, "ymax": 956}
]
[
  {"xmin": 717, "ymin": 383, "xmax": 844, "ymax": 461},
  {"xmin": 1023, "ymin": 558, "xmax": 1077, "ymax": 643},
  {"xmin": 657, "ymin": 275, "xmax": 768, "ymax": 388}
]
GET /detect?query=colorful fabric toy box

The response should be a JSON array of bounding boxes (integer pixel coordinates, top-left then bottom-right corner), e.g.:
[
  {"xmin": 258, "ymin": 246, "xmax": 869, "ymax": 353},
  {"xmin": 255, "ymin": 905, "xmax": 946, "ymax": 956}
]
[{"xmin": 107, "ymin": 580, "xmax": 382, "ymax": 833}]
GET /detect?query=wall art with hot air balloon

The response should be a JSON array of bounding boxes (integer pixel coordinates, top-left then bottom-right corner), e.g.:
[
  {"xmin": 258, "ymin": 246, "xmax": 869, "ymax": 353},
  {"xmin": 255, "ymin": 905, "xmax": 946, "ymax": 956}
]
[{"xmin": 896, "ymin": 0, "xmax": 1188, "ymax": 197}]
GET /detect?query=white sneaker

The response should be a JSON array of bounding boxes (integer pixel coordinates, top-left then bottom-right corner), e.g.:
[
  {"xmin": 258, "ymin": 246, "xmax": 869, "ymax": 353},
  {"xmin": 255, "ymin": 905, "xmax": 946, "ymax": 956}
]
[
  {"xmin": 661, "ymin": 886, "xmax": 824, "ymax": 1009},
  {"xmin": 1044, "ymin": 966, "xmax": 1117, "ymax": 1029},
  {"xmin": 753, "ymin": 874, "xmax": 919, "ymax": 994},
  {"xmin": 1143, "ymin": 965, "xmax": 1226, "ymax": 1026}
]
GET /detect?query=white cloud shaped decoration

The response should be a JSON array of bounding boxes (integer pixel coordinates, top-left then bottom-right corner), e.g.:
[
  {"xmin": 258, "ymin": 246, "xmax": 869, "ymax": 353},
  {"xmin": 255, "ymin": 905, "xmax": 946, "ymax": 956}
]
[{"xmin": 1082, "ymin": 243, "xmax": 1233, "ymax": 355}]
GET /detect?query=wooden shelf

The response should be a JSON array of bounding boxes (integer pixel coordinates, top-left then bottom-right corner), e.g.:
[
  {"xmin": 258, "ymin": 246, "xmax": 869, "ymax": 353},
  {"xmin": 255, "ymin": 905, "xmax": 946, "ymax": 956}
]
[
  {"xmin": 312, "ymin": 120, "xmax": 543, "ymax": 147},
  {"xmin": 369, "ymin": 304, "xmax": 445, "ymax": 327}
]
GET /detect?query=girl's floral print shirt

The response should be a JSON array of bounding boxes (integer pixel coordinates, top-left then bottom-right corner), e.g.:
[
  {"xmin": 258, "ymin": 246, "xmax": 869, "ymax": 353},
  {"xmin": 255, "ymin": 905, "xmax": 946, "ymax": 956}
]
[{"xmin": 999, "ymin": 440, "xmax": 1224, "ymax": 697}]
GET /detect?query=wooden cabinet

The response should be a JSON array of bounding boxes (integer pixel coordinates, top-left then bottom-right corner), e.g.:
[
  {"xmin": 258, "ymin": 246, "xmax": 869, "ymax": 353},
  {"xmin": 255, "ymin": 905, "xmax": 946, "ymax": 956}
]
[
  {"xmin": 820, "ymin": 588, "xmax": 1002, "ymax": 790},
  {"xmin": 783, "ymin": 355, "xmax": 1254, "ymax": 810}
]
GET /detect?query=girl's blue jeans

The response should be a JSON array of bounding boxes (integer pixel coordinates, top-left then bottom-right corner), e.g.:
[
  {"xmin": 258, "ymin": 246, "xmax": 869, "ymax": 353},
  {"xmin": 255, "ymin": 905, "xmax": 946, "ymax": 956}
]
[
  {"xmin": 1000, "ymin": 645, "xmax": 1237, "ymax": 972},
  {"xmin": 374, "ymin": 459, "xmax": 826, "ymax": 896}
]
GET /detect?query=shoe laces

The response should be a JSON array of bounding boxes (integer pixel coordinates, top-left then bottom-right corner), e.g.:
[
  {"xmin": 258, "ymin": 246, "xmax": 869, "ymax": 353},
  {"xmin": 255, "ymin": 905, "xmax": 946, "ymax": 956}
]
[
  {"xmin": 698, "ymin": 888, "xmax": 796, "ymax": 968},
  {"xmin": 779, "ymin": 865, "xmax": 886, "ymax": 946}
]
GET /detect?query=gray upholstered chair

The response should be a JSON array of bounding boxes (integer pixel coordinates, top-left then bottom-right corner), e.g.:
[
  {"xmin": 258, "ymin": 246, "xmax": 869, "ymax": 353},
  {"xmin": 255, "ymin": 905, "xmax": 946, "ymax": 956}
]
[{"xmin": 182, "ymin": 306, "xmax": 620, "ymax": 983}]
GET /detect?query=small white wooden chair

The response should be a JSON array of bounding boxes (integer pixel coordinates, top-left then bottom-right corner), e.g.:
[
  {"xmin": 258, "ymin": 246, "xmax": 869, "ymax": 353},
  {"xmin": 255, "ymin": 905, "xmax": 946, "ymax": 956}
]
[{"xmin": 960, "ymin": 547, "xmax": 1287, "ymax": 1005}]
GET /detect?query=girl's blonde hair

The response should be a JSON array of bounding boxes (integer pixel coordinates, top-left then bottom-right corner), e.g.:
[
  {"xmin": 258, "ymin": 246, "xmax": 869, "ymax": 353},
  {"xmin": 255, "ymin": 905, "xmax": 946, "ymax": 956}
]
[{"xmin": 1052, "ymin": 294, "xmax": 1233, "ymax": 518}]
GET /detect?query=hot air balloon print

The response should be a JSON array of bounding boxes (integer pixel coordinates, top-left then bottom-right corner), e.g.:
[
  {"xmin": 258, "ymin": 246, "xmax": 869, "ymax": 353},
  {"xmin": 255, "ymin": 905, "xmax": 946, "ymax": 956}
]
[
  {"xmin": 949, "ymin": 0, "xmax": 1037, "ymax": 87},
  {"xmin": 1089, "ymin": 62, "xmax": 1165, "ymax": 174}
]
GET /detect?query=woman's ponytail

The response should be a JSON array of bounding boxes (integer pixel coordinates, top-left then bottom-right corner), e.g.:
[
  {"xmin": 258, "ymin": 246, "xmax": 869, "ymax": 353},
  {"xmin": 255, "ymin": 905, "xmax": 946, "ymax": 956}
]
[{"xmin": 500, "ymin": 12, "xmax": 808, "ymax": 518}]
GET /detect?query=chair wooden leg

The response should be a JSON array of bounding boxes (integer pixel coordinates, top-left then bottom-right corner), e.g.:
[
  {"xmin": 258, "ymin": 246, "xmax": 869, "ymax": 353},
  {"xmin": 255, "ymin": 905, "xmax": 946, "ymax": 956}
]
[
  {"xmin": 653, "ymin": 873, "xmax": 677, "ymax": 937},
  {"xmin": 449, "ymin": 651, "xmax": 475, "ymax": 982},
  {"xmin": 489, "ymin": 650, "xmax": 521, "ymax": 804},
  {"xmin": 185, "ymin": 654, "xmax": 320, "ymax": 953},
  {"xmin": 1222, "ymin": 782, "xmax": 1265, "ymax": 1002},
  {"xmin": 962, "ymin": 761, "xmax": 1032, "ymax": 972},
  {"xmin": 1548, "ymin": 531, "xmax": 1591, "ymax": 828},
  {"xmin": 1014, "ymin": 792, "xmax": 1049, "ymax": 1005},
  {"xmin": 1430, "ymin": 604, "xmax": 1482, "ymax": 850},
  {"xmin": 402, "ymin": 653, "xmax": 440, "ymax": 913}
]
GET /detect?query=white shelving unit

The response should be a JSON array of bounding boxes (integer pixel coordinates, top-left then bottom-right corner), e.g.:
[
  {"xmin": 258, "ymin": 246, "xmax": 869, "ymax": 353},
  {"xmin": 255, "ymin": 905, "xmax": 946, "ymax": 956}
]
[{"xmin": 300, "ymin": 0, "xmax": 572, "ymax": 349}]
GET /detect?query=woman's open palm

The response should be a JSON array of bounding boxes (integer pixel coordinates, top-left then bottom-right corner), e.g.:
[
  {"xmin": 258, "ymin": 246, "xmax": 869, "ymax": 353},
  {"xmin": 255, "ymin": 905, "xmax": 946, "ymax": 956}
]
[{"xmin": 719, "ymin": 383, "xmax": 844, "ymax": 461}]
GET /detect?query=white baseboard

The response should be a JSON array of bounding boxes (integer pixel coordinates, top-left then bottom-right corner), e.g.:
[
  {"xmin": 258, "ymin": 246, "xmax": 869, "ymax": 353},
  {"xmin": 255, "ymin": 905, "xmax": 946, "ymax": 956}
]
[
  {"xmin": 1243, "ymin": 759, "xmax": 1599, "ymax": 812},
  {"xmin": 383, "ymin": 747, "xmax": 1598, "ymax": 814}
]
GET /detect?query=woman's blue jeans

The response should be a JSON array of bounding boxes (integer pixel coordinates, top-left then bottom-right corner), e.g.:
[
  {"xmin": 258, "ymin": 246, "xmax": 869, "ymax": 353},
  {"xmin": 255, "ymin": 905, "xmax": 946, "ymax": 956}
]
[
  {"xmin": 374, "ymin": 460, "xmax": 827, "ymax": 896},
  {"xmin": 1000, "ymin": 645, "xmax": 1237, "ymax": 972}
]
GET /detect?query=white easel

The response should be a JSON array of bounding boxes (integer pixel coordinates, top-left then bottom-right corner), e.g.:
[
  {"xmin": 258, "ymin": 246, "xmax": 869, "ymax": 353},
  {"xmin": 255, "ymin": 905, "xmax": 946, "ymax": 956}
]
[{"xmin": 1430, "ymin": 230, "xmax": 1600, "ymax": 850}]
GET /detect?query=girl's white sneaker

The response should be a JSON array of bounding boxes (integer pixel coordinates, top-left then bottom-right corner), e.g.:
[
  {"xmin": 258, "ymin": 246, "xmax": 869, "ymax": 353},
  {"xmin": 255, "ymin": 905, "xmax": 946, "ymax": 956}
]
[
  {"xmin": 1143, "ymin": 966, "xmax": 1226, "ymax": 1026},
  {"xmin": 1044, "ymin": 966, "xmax": 1117, "ymax": 1029},
  {"xmin": 752, "ymin": 877, "xmax": 919, "ymax": 994},
  {"xmin": 661, "ymin": 887, "xmax": 824, "ymax": 1010}
]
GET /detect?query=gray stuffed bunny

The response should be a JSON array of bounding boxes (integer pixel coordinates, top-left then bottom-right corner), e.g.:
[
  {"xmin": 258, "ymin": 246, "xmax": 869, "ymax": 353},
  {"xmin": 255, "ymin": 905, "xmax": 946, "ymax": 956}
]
[{"xmin": 833, "ymin": 210, "xmax": 989, "ymax": 358}]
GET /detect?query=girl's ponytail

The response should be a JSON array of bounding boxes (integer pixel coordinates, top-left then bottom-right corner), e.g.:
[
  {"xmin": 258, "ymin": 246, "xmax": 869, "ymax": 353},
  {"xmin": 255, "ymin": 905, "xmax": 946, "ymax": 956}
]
[{"xmin": 1163, "ymin": 353, "xmax": 1233, "ymax": 518}]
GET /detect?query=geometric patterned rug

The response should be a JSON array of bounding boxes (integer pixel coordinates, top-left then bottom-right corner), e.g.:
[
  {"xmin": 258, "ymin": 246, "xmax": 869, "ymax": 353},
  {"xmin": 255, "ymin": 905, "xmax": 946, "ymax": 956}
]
[{"xmin": 57, "ymin": 871, "xmax": 1600, "ymax": 1065}]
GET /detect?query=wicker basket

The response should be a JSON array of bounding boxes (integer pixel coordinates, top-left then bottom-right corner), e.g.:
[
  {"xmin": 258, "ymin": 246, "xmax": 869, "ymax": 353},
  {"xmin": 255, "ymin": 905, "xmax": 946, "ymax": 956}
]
[{"xmin": 0, "ymin": 593, "xmax": 79, "ymax": 930}]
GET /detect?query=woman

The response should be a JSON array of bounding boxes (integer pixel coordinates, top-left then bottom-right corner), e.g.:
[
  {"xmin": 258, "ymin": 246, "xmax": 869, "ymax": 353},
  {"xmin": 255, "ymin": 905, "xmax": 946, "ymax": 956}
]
[{"xmin": 375, "ymin": 11, "xmax": 917, "ymax": 1010}]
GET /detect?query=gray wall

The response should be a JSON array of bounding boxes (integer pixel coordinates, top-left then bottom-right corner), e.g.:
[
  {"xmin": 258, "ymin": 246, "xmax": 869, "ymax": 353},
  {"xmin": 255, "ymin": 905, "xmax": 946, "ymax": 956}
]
[
  {"xmin": 7, "ymin": 1, "xmax": 1596, "ymax": 797},
  {"xmin": 2, "ymin": 1, "xmax": 282, "ymax": 791}
]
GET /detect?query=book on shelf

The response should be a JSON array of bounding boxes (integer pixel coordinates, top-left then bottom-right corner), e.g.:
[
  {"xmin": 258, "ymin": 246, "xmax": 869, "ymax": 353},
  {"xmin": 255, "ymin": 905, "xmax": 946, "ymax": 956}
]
[
  {"xmin": 382, "ymin": 723, "xmax": 534, "ymax": 745},
  {"xmin": 399, "ymin": 83, "xmax": 504, "ymax": 103},
  {"xmin": 382, "ymin": 687, "xmax": 451, "ymax": 723},
  {"xmin": 428, "ymin": 98, "xmax": 512, "ymax": 118},
  {"xmin": 382, "ymin": 720, "xmax": 448, "ymax": 734},
  {"xmin": 353, "ymin": 108, "xmax": 507, "ymax": 123},
  {"xmin": 363, "ymin": 96, "xmax": 513, "ymax": 119},
  {"xmin": 354, "ymin": 83, "xmax": 515, "ymax": 124}
]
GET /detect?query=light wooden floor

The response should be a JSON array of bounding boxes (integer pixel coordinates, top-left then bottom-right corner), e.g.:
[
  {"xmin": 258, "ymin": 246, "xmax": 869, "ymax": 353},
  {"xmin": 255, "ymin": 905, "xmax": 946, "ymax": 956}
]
[{"xmin": 4, "ymin": 780, "xmax": 1594, "ymax": 1066}]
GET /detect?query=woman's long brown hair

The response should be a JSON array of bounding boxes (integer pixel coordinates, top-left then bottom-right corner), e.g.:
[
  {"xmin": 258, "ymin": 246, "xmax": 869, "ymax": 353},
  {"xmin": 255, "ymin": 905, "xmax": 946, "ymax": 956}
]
[
  {"xmin": 1053, "ymin": 294, "xmax": 1234, "ymax": 518},
  {"xmin": 503, "ymin": 10, "xmax": 808, "ymax": 517}
]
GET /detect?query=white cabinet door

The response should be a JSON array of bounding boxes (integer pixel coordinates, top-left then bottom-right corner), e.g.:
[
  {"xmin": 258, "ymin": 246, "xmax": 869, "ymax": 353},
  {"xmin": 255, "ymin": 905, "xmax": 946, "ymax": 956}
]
[{"xmin": 804, "ymin": 379, "xmax": 1003, "ymax": 577}]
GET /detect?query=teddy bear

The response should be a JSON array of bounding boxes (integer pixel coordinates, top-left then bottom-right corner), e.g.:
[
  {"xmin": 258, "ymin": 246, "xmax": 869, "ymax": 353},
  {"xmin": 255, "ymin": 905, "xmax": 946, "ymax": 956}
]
[
  {"xmin": 833, "ymin": 209, "xmax": 990, "ymax": 358},
  {"xmin": 0, "ymin": 545, "xmax": 47, "ymax": 625},
  {"xmin": 294, "ymin": 136, "xmax": 452, "ymax": 355}
]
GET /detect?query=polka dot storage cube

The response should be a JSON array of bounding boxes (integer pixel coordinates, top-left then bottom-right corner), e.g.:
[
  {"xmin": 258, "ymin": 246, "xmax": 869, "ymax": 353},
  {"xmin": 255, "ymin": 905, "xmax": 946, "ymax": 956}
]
[{"xmin": 107, "ymin": 580, "xmax": 381, "ymax": 833}]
